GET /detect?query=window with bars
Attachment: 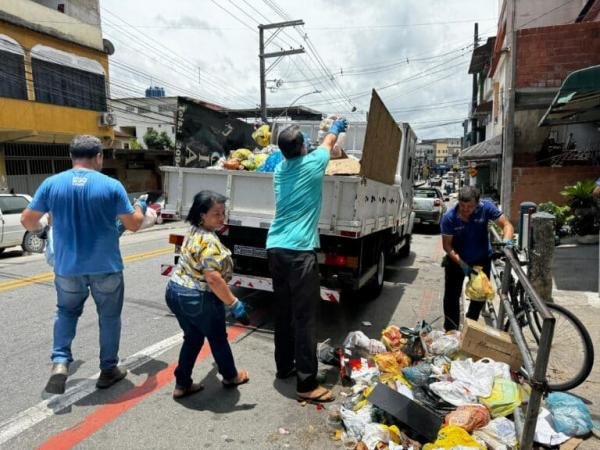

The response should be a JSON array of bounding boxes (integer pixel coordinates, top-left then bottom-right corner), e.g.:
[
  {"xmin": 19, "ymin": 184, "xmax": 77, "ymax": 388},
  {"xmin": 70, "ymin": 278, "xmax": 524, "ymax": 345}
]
[
  {"xmin": 0, "ymin": 50, "xmax": 27, "ymax": 100},
  {"xmin": 32, "ymin": 58, "xmax": 107, "ymax": 111}
]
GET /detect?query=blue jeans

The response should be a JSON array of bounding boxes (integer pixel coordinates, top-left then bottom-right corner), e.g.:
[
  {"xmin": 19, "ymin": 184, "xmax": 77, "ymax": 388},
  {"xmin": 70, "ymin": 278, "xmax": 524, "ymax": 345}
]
[
  {"xmin": 165, "ymin": 281, "xmax": 237, "ymax": 389},
  {"xmin": 52, "ymin": 272, "xmax": 124, "ymax": 371}
]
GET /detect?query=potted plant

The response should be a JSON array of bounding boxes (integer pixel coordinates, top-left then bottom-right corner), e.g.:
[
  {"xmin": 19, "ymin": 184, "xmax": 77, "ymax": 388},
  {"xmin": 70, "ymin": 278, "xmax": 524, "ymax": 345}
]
[
  {"xmin": 537, "ymin": 201, "xmax": 572, "ymax": 243},
  {"xmin": 560, "ymin": 179, "xmax": 599, "ymax": 244}
]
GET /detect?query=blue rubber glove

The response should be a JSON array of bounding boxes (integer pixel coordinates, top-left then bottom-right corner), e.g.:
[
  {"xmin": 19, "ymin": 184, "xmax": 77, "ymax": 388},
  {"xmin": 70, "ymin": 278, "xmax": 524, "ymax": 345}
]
[
  {"xmin": 227, "ymin": 299, "xmax": 250, "ymax": 325},
  {"xmin": 134, "ymin": 198, "xmax": 148, "ymax": 215},
  {"xmin": 459, "ymin": 262, "xmax": 473, "ymax": 276},
  {"xmin": 328, "ymin": 118, "xmax": 348, "ymax": 136},
  {"xmin": 503, "ymin": 238, "xmax": 515, "ymax": 249}
]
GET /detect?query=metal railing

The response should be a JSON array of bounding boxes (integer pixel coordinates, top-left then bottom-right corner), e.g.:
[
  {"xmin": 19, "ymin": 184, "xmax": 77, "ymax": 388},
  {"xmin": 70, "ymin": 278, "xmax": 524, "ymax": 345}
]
[{"xmin": 489, "ymin": 227, "xmax": 556, "ymax": 449}]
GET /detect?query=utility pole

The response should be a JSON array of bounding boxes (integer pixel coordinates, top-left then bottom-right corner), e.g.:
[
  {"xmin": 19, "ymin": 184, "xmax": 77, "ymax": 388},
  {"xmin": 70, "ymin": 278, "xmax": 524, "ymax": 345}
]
[
  {"xmin": 501, "ymin": 0, "xmax": 517, "ymax": 217},
  {"xmin": 259, "ymin": 20, "xmax": 305, "ymax": 123},
  {"xmin": 471, "ymin": 23, "xmax": 479, "ymax": 145}
]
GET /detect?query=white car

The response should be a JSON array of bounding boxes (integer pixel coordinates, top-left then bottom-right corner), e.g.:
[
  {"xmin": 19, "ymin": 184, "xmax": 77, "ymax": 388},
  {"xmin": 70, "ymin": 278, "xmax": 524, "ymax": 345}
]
[{"xmin": 0, "ymin": 193, "xmax": 46, "ymax": 254}]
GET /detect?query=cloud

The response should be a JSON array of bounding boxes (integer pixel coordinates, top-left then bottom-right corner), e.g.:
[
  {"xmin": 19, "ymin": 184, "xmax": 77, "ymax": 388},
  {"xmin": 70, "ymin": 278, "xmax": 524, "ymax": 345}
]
[{"xmin": 154, "ymin": 15, "xmax": 224, "ymax": 38}]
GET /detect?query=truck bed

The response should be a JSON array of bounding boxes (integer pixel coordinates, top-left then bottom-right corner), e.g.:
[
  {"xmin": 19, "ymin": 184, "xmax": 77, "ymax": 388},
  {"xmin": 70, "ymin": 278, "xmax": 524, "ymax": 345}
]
[{"xmin": 161, "ymin": 166, "xmax": 402, "ymax": 237}]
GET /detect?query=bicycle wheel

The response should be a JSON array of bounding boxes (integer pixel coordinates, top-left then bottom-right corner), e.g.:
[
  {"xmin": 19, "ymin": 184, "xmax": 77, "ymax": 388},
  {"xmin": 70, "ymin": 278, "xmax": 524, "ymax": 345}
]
[{"xmin": 523, "ymin": 302, "xmax": 594, "ymax": 391}]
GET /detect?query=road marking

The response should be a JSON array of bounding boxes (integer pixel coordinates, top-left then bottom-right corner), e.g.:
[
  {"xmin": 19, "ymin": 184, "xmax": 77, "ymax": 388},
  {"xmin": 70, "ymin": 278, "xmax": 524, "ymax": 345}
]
[
  {"xmin": 0, "ymin": 332, "xmax": 183, "ymax": 446},
  {"xmin": 36, "ymin": 324, "xmax": 249, "ymax": 450},
  {"xmin": 0, "ymin": 247, "xmax": 172, "ymax": 293}
]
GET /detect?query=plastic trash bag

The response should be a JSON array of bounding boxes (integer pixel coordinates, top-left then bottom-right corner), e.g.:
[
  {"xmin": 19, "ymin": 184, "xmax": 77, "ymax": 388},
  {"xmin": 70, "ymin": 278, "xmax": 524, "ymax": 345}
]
[
  {"xmin": 373, "ymin": 351, "xmax": 411, "ymax": 376},
  {"xmin": 480, "ymin": 378, "xmax": 522, "ymax": 418},
  {"xmin": 422, "ymin": 330, "xmax": 461, "ymax": 356},
  {"xmin": 140, "ymin": 207, "xmax": 157, "ymax": 230},
  {"xmin": 465, "ymin": 266, "xmax": 495, "ymax": 301},
  {"xmin": 450, "ymin": 358, "xmax": 495, "ymax": 397},
  {"xmin": 533, "ymin": 407, "xmax": 571, "ymax": 446},
  {"xmin": 317, "ymin": 340, "xmax": 340, "ymax": 366},
  {"xmin": 473, "ymin": 417, "xmax": 518, "ymax": 448},
  {"xmin": 444, "ymin": 404, "xmax": 491, "ymax": 433},
  {"xmin": 429, "ymin": 380, "xmax": 478, "ymax": 406},
  {"xmin": 343, "ymin": 331, "xmax": 386, "ymax": 354},
  {"xmin": 252, "ymin": 124, "xmax": 271, "ymax": 147},
  {"xmin": 256, "ymin": 150, "xmax": 283, "ymax": 172},
  {"xmin": 546, "ymin": 392, "xmax": 593, "ymax": 436},
  {"xmin": 381, "ymin": 325, "xmax": 404, "ymax": 352},
  {"xmin": 340, "ymin": 404, "xmax": 373, "ymax": 440},
  {"xmin": 402, "ymin": 361, "xmax": 432, "ymax": 387},
  {"xmin": 423, "ymin": 425, "xmax": 486, "ymax": 450}
]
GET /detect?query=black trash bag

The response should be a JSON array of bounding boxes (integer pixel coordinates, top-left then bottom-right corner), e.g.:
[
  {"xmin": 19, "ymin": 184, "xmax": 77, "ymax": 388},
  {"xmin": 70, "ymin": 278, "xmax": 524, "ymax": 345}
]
[{"xmin": 317, "ymin": 342, "xmax": 341, "ymax": 366}]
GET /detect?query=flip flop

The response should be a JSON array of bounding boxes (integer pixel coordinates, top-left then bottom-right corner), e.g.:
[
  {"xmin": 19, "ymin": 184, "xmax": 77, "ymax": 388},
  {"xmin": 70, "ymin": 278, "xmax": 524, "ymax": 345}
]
[
  {"xmin": 222, "ymin": 369, "xmax": 250, "ymax": 388},
  {"xmin": 297, "ymin": 386, "xmax": 335, "ymax": 404},
  {"xmin": 172, "ymin": 383, "xmax": 204, "ymax": 399}
]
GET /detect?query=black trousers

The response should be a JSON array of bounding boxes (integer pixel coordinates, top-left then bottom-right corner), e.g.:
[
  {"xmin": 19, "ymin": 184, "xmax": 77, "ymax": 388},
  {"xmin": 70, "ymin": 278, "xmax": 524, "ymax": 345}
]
[
  {"xmin": 268, "ymin": 248, "xmax": 320, "ymax": 393},
  {"xmin": 443, "ymin": 256, "xmax": 491, "ymax": 331}
]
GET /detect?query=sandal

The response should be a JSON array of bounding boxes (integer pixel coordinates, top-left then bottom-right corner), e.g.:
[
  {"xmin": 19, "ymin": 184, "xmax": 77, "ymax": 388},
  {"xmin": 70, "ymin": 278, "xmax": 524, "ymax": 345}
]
[
  {"xmin": 172, "ymin": 383, "xmax": 204, "ymax": 399},
  {"xmin": 296, "ymin": 386, "xmax": 335, "ymax": 404},
  {"xmin": 222, "ymin": 369, "xmax": 249, "ymax": 388}
]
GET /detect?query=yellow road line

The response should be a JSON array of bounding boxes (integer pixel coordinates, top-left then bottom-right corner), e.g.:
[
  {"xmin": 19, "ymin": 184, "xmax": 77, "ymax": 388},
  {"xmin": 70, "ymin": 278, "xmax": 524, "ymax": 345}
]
[{"xmin": 0, "ymin": 246, "xmax": 172, "ymax": 293}]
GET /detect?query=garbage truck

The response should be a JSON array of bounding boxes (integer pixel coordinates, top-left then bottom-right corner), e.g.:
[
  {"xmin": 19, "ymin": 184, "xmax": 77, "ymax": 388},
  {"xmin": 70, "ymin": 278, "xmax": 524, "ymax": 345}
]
[{"xmin": 160, "ymin": 90, "xmax": 417, "ymax": 302}]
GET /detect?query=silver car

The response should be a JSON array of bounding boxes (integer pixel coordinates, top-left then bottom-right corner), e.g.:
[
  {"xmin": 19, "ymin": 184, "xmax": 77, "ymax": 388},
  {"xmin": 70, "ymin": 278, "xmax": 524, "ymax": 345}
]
[
  {"xmin": 412, "ymin": 187, "xmax": 447, "ymax": 228},
  {"xmin": 0, "ymin": 193, "xmax": 46, "ymax": 254}
]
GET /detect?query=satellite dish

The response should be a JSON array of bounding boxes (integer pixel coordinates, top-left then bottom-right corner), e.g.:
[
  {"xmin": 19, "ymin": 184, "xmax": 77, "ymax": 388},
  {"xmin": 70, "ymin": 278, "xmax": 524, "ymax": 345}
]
[{"xmin": 103, "ymin": 38, "xmax": 115, "ymax": 55}]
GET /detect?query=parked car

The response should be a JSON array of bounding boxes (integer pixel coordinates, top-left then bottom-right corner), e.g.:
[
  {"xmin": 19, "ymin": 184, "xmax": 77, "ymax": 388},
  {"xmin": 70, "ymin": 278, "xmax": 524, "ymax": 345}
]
[
  {"xmin": 0, "ymin": 193, "xmax": 46, "ymax": 254},
  {"xmin": 412, "ymin": 187, "xmax": 447, "ymax": 228}
]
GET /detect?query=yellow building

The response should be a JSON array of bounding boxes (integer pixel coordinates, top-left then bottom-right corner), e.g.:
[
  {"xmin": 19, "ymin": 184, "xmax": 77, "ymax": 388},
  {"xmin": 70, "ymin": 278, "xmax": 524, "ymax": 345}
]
[
  {"xmin": 434, "ymin": 141, "xmax": 449, "ymax": 164},
  {"xmin": 0, "ymin": 0, "xmax": 113, "ymax": 194}
]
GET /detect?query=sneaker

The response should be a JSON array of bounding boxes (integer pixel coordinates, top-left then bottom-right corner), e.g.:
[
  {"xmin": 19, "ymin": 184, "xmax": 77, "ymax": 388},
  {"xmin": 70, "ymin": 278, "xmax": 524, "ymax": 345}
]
[
  {"xmin": 96, "ymin": 366, "xmax": 127, "ymax": 389},
  {"xmin": 45, "ymin": 363, "xmax": 69, "ymax": 395}
]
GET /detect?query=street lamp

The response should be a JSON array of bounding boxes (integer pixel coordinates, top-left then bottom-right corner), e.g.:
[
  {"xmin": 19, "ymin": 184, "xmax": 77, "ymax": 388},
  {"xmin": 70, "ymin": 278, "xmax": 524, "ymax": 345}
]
[{"xmin": 281, "ymin": 89, "xmax": 321, "ymax": 120}]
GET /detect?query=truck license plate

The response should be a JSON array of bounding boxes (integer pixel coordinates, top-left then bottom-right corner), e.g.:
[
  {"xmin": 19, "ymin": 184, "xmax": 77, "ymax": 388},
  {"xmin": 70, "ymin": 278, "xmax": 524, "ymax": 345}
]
[{"xmin": 233, "ymin": 245, "xmax": 267, "ymax": 259}]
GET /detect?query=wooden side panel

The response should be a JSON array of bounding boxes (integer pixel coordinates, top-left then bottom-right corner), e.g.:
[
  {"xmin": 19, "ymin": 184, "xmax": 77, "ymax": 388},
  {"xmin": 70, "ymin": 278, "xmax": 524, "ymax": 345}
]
[{"xmin": 359, "ymin": 90, "xmax": 402, "ymax": 185}]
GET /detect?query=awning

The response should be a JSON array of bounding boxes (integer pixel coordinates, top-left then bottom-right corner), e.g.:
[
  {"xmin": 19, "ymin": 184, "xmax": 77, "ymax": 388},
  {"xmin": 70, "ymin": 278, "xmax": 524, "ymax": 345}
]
[
  {"xmin": 460, "ymin": 134, "xmax": 502, "ymax": 161},
  {"xmin": 538, "ymin": 65, "xmax": 600, "ymax": 126}
]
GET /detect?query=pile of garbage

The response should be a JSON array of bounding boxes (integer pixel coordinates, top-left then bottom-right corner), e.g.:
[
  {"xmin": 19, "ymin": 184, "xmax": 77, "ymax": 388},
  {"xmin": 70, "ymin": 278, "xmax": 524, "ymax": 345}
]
[
  {"xmin": 319, "ymin": 322, "xmax": 593, "ymax": 449},
  {"xmin": 210, "ymin": 116, "xmax": 360, "ymax": 174}
]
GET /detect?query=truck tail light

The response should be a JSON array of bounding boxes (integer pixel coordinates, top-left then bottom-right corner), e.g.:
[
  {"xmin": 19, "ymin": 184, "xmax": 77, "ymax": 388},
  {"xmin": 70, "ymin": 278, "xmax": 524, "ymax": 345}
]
[
  {"xmin": 434, "ymin": 199, "xmax": 441, "ymax": 207},
  {"xmin": 325, "ymin": 254, "xmax": 359, "ymax": 269},
  {"xmin": 217, "ymin": 225, "xmax": 229, "ymax": 236},
  {"xmin": 168, "ymin": 234, "xmax": 185, "ymax": 246}
]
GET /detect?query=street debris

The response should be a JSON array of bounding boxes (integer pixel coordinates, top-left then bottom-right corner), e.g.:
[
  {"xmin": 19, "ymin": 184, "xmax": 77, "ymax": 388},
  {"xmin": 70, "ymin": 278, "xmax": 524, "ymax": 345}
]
[
  {"xmin": 317, "ymin": 322, "xmax": 593, "ymax": 449},
  {"xmin": 278, "ymin": 427, "xmax": 290, "ymax": 435}
]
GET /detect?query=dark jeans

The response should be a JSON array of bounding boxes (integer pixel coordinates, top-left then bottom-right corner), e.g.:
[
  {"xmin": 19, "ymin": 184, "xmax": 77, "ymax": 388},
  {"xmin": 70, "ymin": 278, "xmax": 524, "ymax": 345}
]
[
  {"xmin": 442, "ymin": 257, "xmax": 491, "ymax": 331},
  {"xmin": 268, "ymin": 248, "xmax": 320, "ymax": 393},
  {"xmin": 165, "ymin": 281, "xmax": 237, "ymax": 389}
]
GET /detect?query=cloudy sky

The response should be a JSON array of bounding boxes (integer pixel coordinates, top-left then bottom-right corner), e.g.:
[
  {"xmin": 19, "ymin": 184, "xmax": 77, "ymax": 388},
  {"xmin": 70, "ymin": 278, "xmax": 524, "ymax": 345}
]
[{"xmin": 101, "ymin": 0, "xmax": 499, "ymax": 139}]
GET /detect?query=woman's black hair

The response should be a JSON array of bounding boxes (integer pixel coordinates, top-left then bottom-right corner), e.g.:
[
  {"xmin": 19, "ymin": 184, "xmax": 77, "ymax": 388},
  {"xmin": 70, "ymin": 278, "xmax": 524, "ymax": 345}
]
[{"xmin": 186, "ymin": 190, "xmax": 227, "ymax": 227}]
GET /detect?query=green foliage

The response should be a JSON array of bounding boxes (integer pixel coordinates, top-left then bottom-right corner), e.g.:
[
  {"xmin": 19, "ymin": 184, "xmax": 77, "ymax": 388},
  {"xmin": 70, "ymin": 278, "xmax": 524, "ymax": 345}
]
[
  {"xmin": 537, "ymin": 201, "xmax": 571, "ymax": 232},
  {"xmin": 560, "ymin": 179, "xmax": 599, "ymax": 236},
  {"xmin": 143, "ymin": 129, "xmax": 173, "ymax": 150},
  {"xmin": 128, "ymin": 138, "xmax": 142, "ymax": 150},
  {"xmin": 560, "ymin": 179, "xmax": 596, "ymax": 209}
]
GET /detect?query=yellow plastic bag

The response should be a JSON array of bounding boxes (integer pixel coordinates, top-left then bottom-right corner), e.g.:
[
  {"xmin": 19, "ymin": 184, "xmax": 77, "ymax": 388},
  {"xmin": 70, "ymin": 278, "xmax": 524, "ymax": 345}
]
[
  {"xmin": 423, "ymin": 425, "xmax": 486, "ymax": 449},
  {"xmin": 465, "ymin": 266, "xmax": 495, "ymax": 301},
  {"xmin": 252, "ymin": 124, "xmax": 271, "ymax": 147},
  {"xmin": 480, "ymin": 377, "xmax": 522, "ymax": 418}
]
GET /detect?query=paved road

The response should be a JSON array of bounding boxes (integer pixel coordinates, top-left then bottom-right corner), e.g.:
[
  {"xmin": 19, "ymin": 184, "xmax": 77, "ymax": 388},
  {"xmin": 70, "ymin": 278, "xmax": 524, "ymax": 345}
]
[{"xmin": 0, "ymin": 224, "xmax": 597, "ymax": 449}]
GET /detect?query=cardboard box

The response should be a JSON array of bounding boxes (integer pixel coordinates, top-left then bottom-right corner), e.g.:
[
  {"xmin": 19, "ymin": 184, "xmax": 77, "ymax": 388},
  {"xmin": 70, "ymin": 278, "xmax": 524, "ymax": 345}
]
[{"xmin": 460, "ymin": 319, "xmax": 523, "ymax": 370}]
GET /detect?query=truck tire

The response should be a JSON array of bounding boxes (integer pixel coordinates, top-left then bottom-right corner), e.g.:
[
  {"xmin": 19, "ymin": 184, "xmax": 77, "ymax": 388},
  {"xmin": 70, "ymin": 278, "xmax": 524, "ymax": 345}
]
[{"xmin": 398, "ymin": 236, "xmax": 411, "ymax": 258}]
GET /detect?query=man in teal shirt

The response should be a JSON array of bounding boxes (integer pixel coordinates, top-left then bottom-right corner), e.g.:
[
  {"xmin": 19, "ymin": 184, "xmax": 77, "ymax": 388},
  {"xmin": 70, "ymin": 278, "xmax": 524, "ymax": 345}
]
[{"xmin": 267, "ymin": 118, "xmax": 347, "ymax": 403}]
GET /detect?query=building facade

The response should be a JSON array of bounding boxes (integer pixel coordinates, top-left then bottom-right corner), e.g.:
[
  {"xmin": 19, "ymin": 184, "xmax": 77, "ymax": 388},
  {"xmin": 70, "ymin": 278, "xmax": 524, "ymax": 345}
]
[{"xmin": 0, "ymin": 0, "xmax": 113, "ymax": 194}]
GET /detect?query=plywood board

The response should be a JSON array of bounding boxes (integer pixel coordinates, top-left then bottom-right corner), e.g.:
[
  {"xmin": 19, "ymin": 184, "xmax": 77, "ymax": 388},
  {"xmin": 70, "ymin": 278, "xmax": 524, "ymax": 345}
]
[{"xmin": 359, "ymin": 90, "xmax": 402, "ymax": 185}]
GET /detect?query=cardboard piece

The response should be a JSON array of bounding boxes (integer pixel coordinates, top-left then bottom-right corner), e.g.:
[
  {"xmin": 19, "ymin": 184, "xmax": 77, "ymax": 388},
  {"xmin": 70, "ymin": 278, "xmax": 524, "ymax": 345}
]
[
  {"xmin": 559, "ymin": 437, "xmax": 584, "ymax": 450},
  {"xmin": 460, "ymin": 319, "xmax": 523, "ymax": 370},
  {"xmin": 368, "ymin": 382, "xmax": 444, "ymax": 442},
  {"xmin": 359, "ymin": 90, "xmax": 403, "ymax": 185},
  {"xmin": 325, "ymin": 158, "xmax": 361, "ymax": 176}
]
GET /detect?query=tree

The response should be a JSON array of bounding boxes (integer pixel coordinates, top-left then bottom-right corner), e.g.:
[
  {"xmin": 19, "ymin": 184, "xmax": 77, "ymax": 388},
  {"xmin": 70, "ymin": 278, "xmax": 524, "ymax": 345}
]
[{"xmin": 143, "ymin": 129, "xmax": 173, "ymax": 150}]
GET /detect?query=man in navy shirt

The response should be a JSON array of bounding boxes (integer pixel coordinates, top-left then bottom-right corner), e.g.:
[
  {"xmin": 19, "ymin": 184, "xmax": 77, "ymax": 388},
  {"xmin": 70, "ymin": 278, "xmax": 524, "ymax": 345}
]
[
  {"xmin": 440, "ymin": 186, "xmax": 514, "ymax": 331},
  {"xmin": 21, "ymin": 135, "xmax": 146, "ymax": 394}
]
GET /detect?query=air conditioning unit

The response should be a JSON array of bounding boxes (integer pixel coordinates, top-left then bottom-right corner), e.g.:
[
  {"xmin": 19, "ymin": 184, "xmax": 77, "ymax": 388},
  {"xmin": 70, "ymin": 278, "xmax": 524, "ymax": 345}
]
[{"xmin": 99, "ymin": 112, "xmax": 116, "ymax": 127}]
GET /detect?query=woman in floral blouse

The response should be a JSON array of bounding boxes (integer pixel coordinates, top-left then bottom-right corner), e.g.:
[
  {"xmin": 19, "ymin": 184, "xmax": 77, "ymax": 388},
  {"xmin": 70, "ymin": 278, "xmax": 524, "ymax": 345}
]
[{"xmin": 166, "ymin": 190, "xmax": 249, "ymax": 399}]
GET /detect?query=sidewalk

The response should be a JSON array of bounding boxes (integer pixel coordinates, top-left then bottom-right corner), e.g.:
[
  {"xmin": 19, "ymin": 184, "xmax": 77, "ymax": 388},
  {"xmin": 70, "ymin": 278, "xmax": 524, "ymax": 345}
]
[{"xmin": 551, "ymin": 242, "xmax": 600, "ymax": 449}]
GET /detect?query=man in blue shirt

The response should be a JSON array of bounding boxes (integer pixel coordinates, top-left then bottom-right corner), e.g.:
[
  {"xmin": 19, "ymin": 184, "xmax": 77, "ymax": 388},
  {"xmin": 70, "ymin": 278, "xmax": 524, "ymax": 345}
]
[
  {"xmin": 440, "ymin": 186, "xmax": 514, "ymax": 331},
  {"xmin": 267, "ymin": 118, "xmax": 347, "ymax": 403},
  {"xmin": 21, "ymin": 135, "xmax": 145, "ymax": 394}
]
